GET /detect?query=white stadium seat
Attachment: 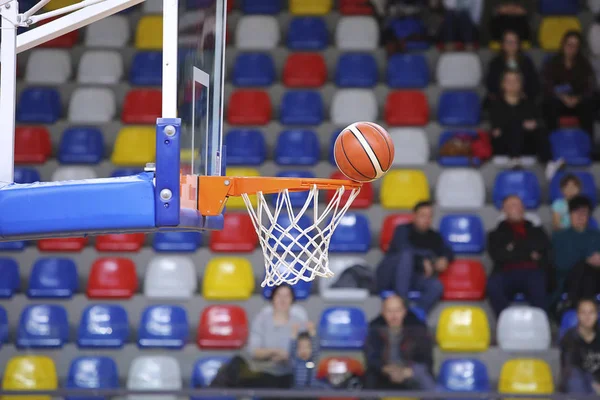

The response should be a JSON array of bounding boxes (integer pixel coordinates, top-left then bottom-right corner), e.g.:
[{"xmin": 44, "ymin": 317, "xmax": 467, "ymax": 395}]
[
  {"xmin": 127, "ymin": 356, "xmax": 182, "ymax": 400},
  {"xmin": 77, "ymin": 51, "xmax": 123, "ymax": 84},
  {"xmin": 320, "ymin": 256, "xmax": 370, "ymax": 301},
  {"xmin": 497, "ymin": 306, "xmax": 551, "ymax": 351},
  {"xmin": 25, "ymin": 49, "xmax": 71, "ymax": 84},
  {"xmin": 589, "ymin": 23, "xmax": 600, "ymax": 56},
  {"xmin": 144, "ymin": 256, "xmax": 197, "ymax": 299},
  {"xmin": 436, "ymin": 169, "xmax": 485, "ymax": 208},
  {"xmin": 51, "ymin": 166, "xmax": 98, "ymax": 182},
  {"xmin": 330, "ymin": 89, "xmax": 378, "ymax": 126},
  {"xmin": 335, "ymin": 16, "xmax": 379, "ymax": 50},
  {"xmin": 436, "ymin": 52, "xmax": 482, "ymax": 88},
  {"xmin": 389, "ymin": 128, "xmax": 429, "ymax": 166},
  {"xmin": 589, "ymin": 0, "xmax": 600, "ymax": 14},
  {"xmin": 235, "ymin": 16, "xmax": 280, "ymax": 50},
  {"xmin": 68, "ymin": 88, "xmax": 116, "ymax": 123},
  {"xmin": 85, "ymin": 15, "xmax": 130, "ymax": 48}
]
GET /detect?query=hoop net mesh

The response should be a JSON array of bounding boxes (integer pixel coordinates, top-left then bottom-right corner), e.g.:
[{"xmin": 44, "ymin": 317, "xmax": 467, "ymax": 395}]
[{"xmin": 241, "ymin": 184, "xmax": 361, "ymax": 287}]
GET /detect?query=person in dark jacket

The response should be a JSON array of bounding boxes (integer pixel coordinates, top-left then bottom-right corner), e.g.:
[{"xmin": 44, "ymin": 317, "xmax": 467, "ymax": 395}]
[
  {"xmin": 487, "ymin": 195, "xmax": 552, "ymax": 317},
  {"xmin": 364, "ymin": 294, "xmax": 436, "ymax": 390}
]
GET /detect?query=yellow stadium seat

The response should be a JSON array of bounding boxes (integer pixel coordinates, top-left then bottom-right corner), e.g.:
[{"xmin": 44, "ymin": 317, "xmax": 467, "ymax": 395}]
[
  {"xmin": 489, "ymin": 40, "xmax": 531, "ymax": 51},
  {"xmin": 2, "ymin": 356, "xmax": 57, "ymax": 400},
  {"xmin": 135, "ymin": 16, "xmax": 163, "ymax": 50},
  {"xmin": 43, "ymin": 0, "xmax": 77, "ymax": 11},
  {"xmin": 289, "ymin": 0, "xmax": 332, "ymax": 15},
  {"xmin": 202, "ymin": 257, "xmax": 255, "ymax": 300},
  {"xmin": 225, "ymin": 168, "xmax": 260, "ymax": 209},
  {"xmin": 499, "ymin": 359, "xmax": 554, "ymax": 395},
  {"xmin": 111, "ymin": 126, "xmax": 156, "ymax": 166},
  {"xmin": 380, "ymin": 170, "xmax": 430, "ymax": 209},
  {"xmin": 538, "ymin": 17, "xmax": 581, "ymax": 51},
  {"xmin": 436, "ymin": 306, "xmax": 490, "ymax": 352}
]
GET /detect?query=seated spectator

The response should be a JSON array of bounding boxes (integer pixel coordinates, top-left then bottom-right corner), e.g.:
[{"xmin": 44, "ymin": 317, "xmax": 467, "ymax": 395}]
[
  {"xmin": 552, "ymin": 174, "xmax": 583, "ymax": 231},
  {"xmin": 489, "ymin": 0, "xmax": 531, "ymax": 44},
  {"xmin": 560, "ymin": 299, "xmax": 600, "ymax": 395},
  {"xmin": 543, "ymin": 31, "xmax": 596, "ymax": 140},
  {"xmin": 439, "ymin": 0, "xmax": 483, "ymax": 50},
  {"xmin": 364, "ymin": 294, "xmax": 436, "ymax": 390},
  {"xmin": 376, "ymin": 201, "xmax": 453, "ymax": 313},
  {"xmin": 487, "ymin": 195, "xmax": 552, "ymax": 317}
]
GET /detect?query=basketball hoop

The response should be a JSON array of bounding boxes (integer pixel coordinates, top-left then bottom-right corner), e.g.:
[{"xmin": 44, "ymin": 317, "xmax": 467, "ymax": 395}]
[{"xmin": 197, "ymin": 176, "xmax": 362, "ymax": 287}]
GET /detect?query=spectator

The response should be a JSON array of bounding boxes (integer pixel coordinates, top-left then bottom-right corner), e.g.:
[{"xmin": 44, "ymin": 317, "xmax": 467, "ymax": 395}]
[
  {"xmin": 364, "ymin": 294, "xmax": 436, "ymax": 390},
  {"xmin": 560, "ymin": 299, "xmax": 600, "ymax": 395},
  {"xmin": 290, "ymin": 322, "xmax": 326, "ymax": 389},
  {"xmin": 376, "ymin": 201, "xmax": 453, "ymax": 313},
  {"xmin": 487, "ymin": 195, "xmax": 552, "ymax": 317},
  {"xmin": 543, "ymin": 31, "xmax": 596, "ymax": 140},
  {"xmin": 439, "ymin": 0, "xmax": 483, "ymax": 50},
  {"xmin": 489, "ymin": 0, "xmax": 531, "ymax": 44},
  {"xmin": 552, "ymin": 174, "xmax": 582, "ymax": 231}
]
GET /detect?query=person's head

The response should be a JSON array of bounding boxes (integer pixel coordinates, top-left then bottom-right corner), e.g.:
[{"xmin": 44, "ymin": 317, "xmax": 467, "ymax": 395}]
[
  {"xmin": 382, "ymin": 294, "xmax": 407, "ymax": 328},
  {"xmin": 413, "ymin": 201, "xmax": 433, "ymax": 232},
  {"xmin": 569, "ymin": 195, "xmax": 592, "ymax": 231},
  {"xmin": 577, "ymin": 298, "xmax": 598, "ymax": 331},
  {"xmin": 502, "ymin": 195, "xmax": 525, "ymax": 222},
  {"xmin": 295, "ymin": 332, "xmax": 313, "ymax": 361},
  {"xmin": 501, "ymin": 30, "xmax": 521, "ymax": 58},
  {"xmin": 270, "ymin": 284, "xmax": 295, "ymax": 313},
  {"xmin": 501, "ymin": 69, "xmax": 523, "ymax": 97},
  {"xmin": 561, "ymin": 30, "xmax": 583, "ymax": 61},
  {"xmin": 560, "ymin": 174, "xmax": 582, "ymax": 200}
]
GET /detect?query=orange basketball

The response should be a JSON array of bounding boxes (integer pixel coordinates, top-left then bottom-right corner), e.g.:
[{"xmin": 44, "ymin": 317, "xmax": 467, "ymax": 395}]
[{"xmin": 333, "ymin": 122, "xmax": 395, "ymax": 182}]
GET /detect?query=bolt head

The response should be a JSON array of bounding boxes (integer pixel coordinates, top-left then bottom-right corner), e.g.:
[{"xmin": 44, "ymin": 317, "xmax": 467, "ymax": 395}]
[
  {"xmin": 224, "ymin": 180, "xmax": 230, "ymax": 186},
  {"xmin": 160, "ymin": 189, "xmax": 172, "ymax": 201},
  {"xmin": 164, "ymin": 125, "xmax": 176, "ymax": 137}
]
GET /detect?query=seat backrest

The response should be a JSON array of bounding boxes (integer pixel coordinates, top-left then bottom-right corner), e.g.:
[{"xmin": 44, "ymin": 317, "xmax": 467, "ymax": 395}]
[
  {"xmin": 335, "ymin": 53, "xmax": 378, "ymax": 87},
  {"xmin": 539, "ymin": 16, "xmax": 581, "ymax": 51},
  {"xmin": 77, "ymin": 50, "xmax": 123, "ymax": 84},
  {"xmin": 59, "ymin": 127, "xmax": 104, "ymax": 164},
  {"xmin": 275, "ymin": 130, "xmax": 320, "ymax": 166},
  {"xmin": 268, "ymin": 213, "xmax": 312, "ymax": 251},
  {"xmin": 227, "ymin": 90, "xmax": 272, "ymax": 125},
  {"xmin": 0, "ymin": 257, "xmax": 20, "ymax": 298},
  {"xmin": 316, "ymin": 357, "xmax": 364, "ymax": 379},
  {"xmin": 17, "ymin": 87, "xmax": 61, "ymax": 124},
  {"xmin": 77, "ymin": 304, "xmax": 129, "ymax": 348},
  {"xmin": 28, "ymin": 257, "xmax": 78, "ymax": 298},
  {"xmin": 335, "ymin": 16, "xmax": 379, "ymax": 50},
  {"xmin": 67, "ymin": 357, "xmax": 119, "ymax": 390},
  {"xmin": 236, "ymin": 16, "xmax": 279, "ymax": 49},
  {"xmin": 380, "ymin": 170, "xmax": 430, "ymax": 209},
  {"xmin": 283, "ymin": 53, "xmax": 327, "ymax": 87},
  {"xmin": 287, "ymin": 17, "xmax": 328, "ymax": 50},
  {"xmin": 138, "ymin": 305, "xmax": 188, "ymax": 349},
  {"xmin": 439, "ymin": 259, "xmax": 486, "ymax": 301},
  {"xmin": 437, "ymin": 90, "xmax": 481, "ymax": 126},
  {"xmin": 85, "ymin": 15, "xmax": 130, "ymax": 47},
  {"xmin": 439, "ymin": 214, "xmax": 485, "ymax": 254},
  {"xmin": 152, "ymin": 231, "xmax": 202, "ymax": 252},
  {"xmin": 559, "ymin": 309, "xmax": 578, "ymax": 338},
  {"xmin": 549, "ymin": 129, "xmax": 592, "ymax": 166},
  {"xmin": 498, "ymin": 359, "xmax": 554, "ymax": 394},
  {"xmin": 192, "ymin": 357, "xmax": 231, "ymax": 387},
  {"xmin": 493, "ymin": 170, "xmax": 541, "ymax": 209},
  {"xmin": 26, "ymin": 49, "xmax": 71, "ymax": 84},
  {"xmin": 379, "ymin": 214, "xmax": 413, "ymax": 251},
  {"xmin": 14, "ymin": 126, "xmax": 52, "ymax": 164},
  {"xmin": 122, "ymin": 89, "xmax": 162, "ymax": 124},
  {"xmin": 51, "ymin": 166, "xmax": 98, "ymax": 181},
  {"xmin": 243, "ymin": 0, "xmax": 281, "ymax": 13},
  {"xmin": 384, "ymin": 90, "xmax": 429, "ymax": 126},
  {"xmin": 18, "ymin": 304, "xmax": 69, "ymax": 348},
  {"xmin": 329, "ymin": 213, "xmax": 371, "ymax": 253},
  {"xmin": 549, "ymin": 170, "xmax": 597, "ymax": 205},
  {"xmin": 331, "ymin": 89, "xmax": 377, "ymax": 126},
  {"xmin": 436, "ymin": 306, "xmax": 490, "ymax": 352},
  {"xmin": 130, "ymin": 51, "xmax": 162, "ymax": 86},
  {"xmin": 497, "ymin": 306, "xmax": 551, "ymax": 351},
  {"xmin": 111, "ymin": 126, "xmax": 156, "ymax": 166},
  {"xmin": 389, "ymin": 128, "xmax": 429, "ymax": 166},
  {"xmin": 289, "ymin": 0, "xmax": 332, "ymax": 15},
  {"xmin": 438, "ymin": 358, "xmax": 490, "ymax": 392},
  {"xmin": 68, "ymin": 88, "xmax": 115, "ymax": 123},
  {"xmin": 87, "ymin": 257, "xmax": 138, "ymax": 299},
  {"xmin": 209, "ymin": 213, "xmax": 258, "ymax": 252},
  {"xmin": 318, "ymin": 306, "xmax": 367, "ymax": 349},
  {"xmin": 197, "ymin": 305, "xmax": 249, "ymax": 349},
  {"xmin": 232, "ymin": 52, "xmax": 275, "ymax": 86},
  {"xmin": 127, "ymin": 356, "xmax": 182, "ymax": 399},
  {"xmin": 134, "ymin": 15, "xmax": 163, "ymax": 50},
  {"xmin": 436, "ymin": 169, "xmax": 485, "ymax": 208},
  {"xmin": 14, "ymin": 167, "xmax": 41, "ymax": 184},
  {"xmin": 262, "ymin": 265, "xmax": 313, "ymax": 300},
  {"xmin": 540, "ymin": 0, "xmax": 579, "ymax": 14},
  {"xmin": 2, "ymin": 356, "xmax": 57, "ymax": 393},
  {"xmin": 387, "ymin": 53, "xmax": 429, "ymax": 88},
  {"xmin": 436, "ymin": 52, "xmax": 482, "ymax": 88},
  {"xmin": 202, "ymin": 257, "xmax": 255, "ymax": 300},
  {"xmin": 280, "ymin": 90, "xmax": 324, "ymax": 125},
  {"xmin": 589, "ymin": 22, "xmax": 600, "ymax": 56},
  {"xmin": 144, "ymin": 256, "xmax": 196, "ymax": 298},
  {"xmin": 95, "ymin": 233, "xmax": 146, "ymax": 252},
  {"xmin": 225, "ymin": 129, "xmax": 266, "ymax": 166}
]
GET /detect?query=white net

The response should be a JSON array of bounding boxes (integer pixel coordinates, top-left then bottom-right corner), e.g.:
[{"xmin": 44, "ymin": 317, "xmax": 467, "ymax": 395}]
[{"xmin": 241, "ymin": 184, "xmax": 361, "ymax": 287}]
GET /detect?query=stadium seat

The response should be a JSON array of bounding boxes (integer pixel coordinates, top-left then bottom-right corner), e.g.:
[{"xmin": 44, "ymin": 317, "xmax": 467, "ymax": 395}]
[
  {"xmin": 85, "ymin": 15, "xmax": 129, "ymax": 47},
  {"xmin": 122, "ymin": 89, "xmax": 162, "ymax": 124},
  {"xmin": 0, "ymin": 241, "xmax": 27, "ymax": 251},
  {"xmin": 287, "ymin": 17, "xmax": 328, "ymax": 50},
  {"xmin": 320, "ymin": 256, "xmax": 370, "ymax": 301},
  {"xmin": 539, "ymin": 17, "xmax": 581, "ymax": 51},
  {"xmin": 389, "ymin": 128, "xmax": 429, "ymax": 166},
  {"xmin": 590, "ymin": 22, "xmax": 600, "ymax": 56},
  {"xmin": 28, "ymin": 257, "xmax": 78, "ymax": 298},
  {"xmin": 130, "ymin": 51, "xmax": 162, "ymax": 86},
  {"xmin": 339, "ymin": 0, "xmax": 373, "ymax": 14},
  {"xmin": 272, "ymin": 170, "xmax": 316, "ymax": 207},
  {"xmin": 16, "ymin": 87, "xmax": 61, "ymax": 123},
  {"xmin": 335, "ymin": 16, "xmax": 379, "ymax": 50},
  {"xmin": 78, "ymin": 304, "xmax": 128, "ymax": 348},
  {"xmin": 319, "ymin": 307, "xmax": 367, "ymax": 349},
  {"xmin": 197, "ymin": 305, "xmax": 249, "ymax": 349},
  {"xmin": 540, "ymin": 0, "xmax": 579, "ymax": 14},
  {"xmin": 111, "ymin": 126, "xmax": 156, "ymax": 166},
  {"xmin": 335, "ymin": 53, "xmax": 378, "ymax": 88},
  {"xmin": 436, "ymin": 52, "xmax": 482, "ymax": 88},
  {"xmin": 438, "ymin": 359, "xmax": 490, "ymax": 393},
  {"xmin": 327, "ymin": 171, "xmax": 374, "ymax": 209},
  {"xmin": 210, "ymin": 213, "xmax": 257, "ymax": 252},
  {"xmin": 87, "ymin": 257, "xmax": 138, "ymax": 299},
  {"xmin": 283, "ymin": 53, "xmax": 328, "ymax": 88},
  {"xmin": 0, "ymin": 258, "xmax": 20, "ymax": 298},
  {"xmin": 379, "ymin": 214, "xmax": 413, "ymax": 251},
  {"xmin": 58, "ymin": 127, "xmax": 104, "ymax": 164},
  {"xmin": 222, "ymin": 167, "xmax": 260, "ymax": 209},
  {"xmin": 77, "ymin": 50, "xmax": 123, "ymax": 84},
  {"xmin": 67, "ymin": 357, "xmax": 119, "ymax": 398},
  {"xmin": 191, "ymin": 357, "xmax": 235, "ymax": 400},
  {"xmin": 275, "ymin": 130, "xmax": 320, "ymax": 166},
  {"xmin": 498, "ymin": 359, "xmax": 554, "ymax": 395},
  {"xmin": 436, "ymin": 169, "xmax": 485, "ymax": 209},
  {"xmin": 145, "ymin": 256, "xmax": 197, "ymax": 298},
  {"xmin": 390, "ymin": 17, "xmax": 429, "ymax": 50},
  {"xmin": 269, "ymin": 214, "xmax": 312, "ymax": 251},
  {"xmin": 436, "ymin": 306, "xmax": 490, "ymax": 352},
  {"xmin": 559, "ymin": 309, "xmax": 578, "ymax": 338},
  {"xmin": 37, "ymin": 237, "xmax": 87, "ymax": 252},
  {"xmin": 0, "ymin": 306, "xmax": 7, "ymax": 344},
  {"xmin": 437, "ymin": 131, "xmax": 482, "ymax": 167},
  {"xmin": 2, "ymin": 356, "xmax": 57, "ymax": 398},
  {"xmin": 25, "ymin": 49, "xmax": 71, "ymax": 84},
  {"xmin": 135, "ymin": 15, "xmax": 163, "ymax": 49},
  {"xmin": 289, "ymin": 0, "xmax": 331, "ymax": 14},
  {"xmin": 316, "ymin": 357, "xmax": 364, "ymax": 380},
  {"xmin": 232, "ymin": 53, "xmax": 275, "ymax": 87},
  {"xmin": 439, "ymin": 260, "xmax": 486, "ymax": 301},
  {"xmin": 380, "ymin": 170, "xmax": 430, "ymax": 209},
  {"xmin": 14, "ymin": 126, "xmax": 52, "ymax": 164},
  {"xmin": 438, "ymin": 90, "xmax": 481, "ymax": 126},
  {"xmin": 51, "ymin": 166, "xmax": 97, "ymax": 181},
  {"xmin": 550, "ymin": 129, "xmax": 592, "ymax": 166},
  {"xmin": 590, "ymin": 0, "xmax": 600, "ymax": 14},
  {"xmin": 439, "ymin": 214, "xmax": 485, "ymax": 254},
  {"xmin": 14, "ymin": 167, "xmax": 41, "ymax": 184},
  {"xmin": 127, "ymin": 356, "xmax": 182, "ymax": 399},
  {"xmin": 242, "ymin": 0, "xmax": 281, "ymax": 13},
  {"xmin": 331, "ymin": 89, "xmax": 378, "ymax": 126},
  {"xmin": 329, "ymin": 213, "xmax": 371, "ymax": 253},
  {"xmin": 95, "ymin": 233, "xmax": 145, "ymax": 252},
  {"xmin": 227, "ymin": 90, "xmax": 272, "ymax": 125},
  {"xmin": 280, "ymin": 90, "xmax": 324, "ymax": 125},
  {"xmin": 262, "ymin": 265, "xmax": 313, "ymax": 300},
  {"xmin": 385, "ymin": 90, "xmax": 429, "ymax": 126},
  {"xmin": 18, "ymin": 304, "xmax": 69, "ymax": 348},
  {"xmin": 153, "ymin": 231, "xmax": 201, "ymax": 252},
  {"xmin": 202, "ymin": 257, "xmax": 255, "ymax": 300},
  {"xmin": 236, "ymin": 16, "xmax": 279, "ymax": 49},
  {"xmin": 387, "ymin": 53, "xmax": 429, "ymax": 88},
  {"xmin": 225, "ymin": 129, "xmax": 266, "ymax": 166},
  {"xmin": 550, "ymin": 170, "xmax": 597, "ymax": 206},
  {"xmin": 68, "ymin": 87, "xmax": 116, "ymax": 123},
  {"xmin": 37, "ymin": 16, "xmax": 78, "ymax": 48},
  {"xmin": 493, "ymin": 170, "xmax": 541, "ymax": 209},
  {"xmin": 138, "ymin": 305, "xmax": 188, "ymax": 349},
  {"xmin": 497, "ymin": 306, "xmax": 551, "ymax": 351}
]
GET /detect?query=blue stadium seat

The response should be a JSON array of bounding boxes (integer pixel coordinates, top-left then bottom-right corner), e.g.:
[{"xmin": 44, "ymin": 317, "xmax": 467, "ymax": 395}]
[
  {"xmin": 191, "ymin": 357, "xmax": 235, "ymax": 400},
  {"xmin": 28, "ymin": 257, "xmax": 78, "ymax": 298},
  {"xmin": 550, "ymin": 171, "xmax": 597, "ymax": 206},
  {"xmin": 335, "ymin": 53, "xmax": 378, "ymax": 88},
  {"xmin": 59, "ymin": 127, "xmax": 104, "ymax": 164},
  {"xmin": 66, "ymin": 356, "xmax": 119, "ymax": 400},
  {"xmin": 16, "ymin": 87, "xmax": 61, "ymax": 123},
  {"xmin": 242, "ymin": 0, "xmax": 281, "ymax": 14},
  {"xmin": 153, "ymin": 231, "xmax": 202, "ymax": 252},
  {"xmin": 550, "ymin": 129, "xmax": 592, "ymax": 166},
  {"xmin": 329, "ymin": 130, "xmax": 341, "ymax": 165},
  {"xmin": 280, "ymin": 90, "xmax": 324, "ymax": 125},
  {"xmin": 18, "ymin": 304, "xmax": 69, "ymax": 348},
  {"xmin": 111, "ymin": 168, "xmax": 143, "ymax": 178},
  {"xmin": 0, "ymin": 306, "xmax": 7, "ymax": 345},
  {"xmin": 493, "ymin": 170, "xmax": 541, "ymax": 209},
  {"xmin": 232, "ymin": 53, "xmax": 275, "ymax": 87},
  {"xmin": 329, "ymin": 213, "xmax": 371, "ymax": 253},
  {"xmin": 130, "ymin": 51, "xmax": 162, "ymax": 86},
  {"xmin": 138, "ymin": 305, "xmax": 188, "ymax": 349},
  {"xmin": 14, "ymin": 167, "xmax": 40, "ymax": 184},
  {"xmin": 0, "ymin": 258, "xmax": 20, "ymax": 298},
  {"xmin": 387, "ymin": 54, "xmax": 429, "ymax": 88},
  {"xmin": 225, "ymin": 129, "xmax": 266, "ymax": 166},
  {"xmin": 390, "ymin": 17, "xmax": 429, "ymax": 50},
  {"xmin": 438, "ymin": 90, "xmax": 481, "ymax": 126},
  {"xmin": 268, "ymin": 213, "xmax": 312, "ymax": 252},
  {"xmin": 437, "ymin": 131, "xmax": 481, "ymax": 167},
  {"xmin": 263, "ymin": 276, "xmax": 312, "ymax": 301},
  {"xmin": 559, "ymin": 309, "xmax": 578, "ymax": 339},
  {"xmin": 539, "ymin": 0, "xmax": 579, "ymax": 15},
  {"xmin": 287, "ymin": 17, "xmax": 328, "ymax": 50},
  {"xmin": 319, "ymin": 307, "xmax": 367, "ymax": 349},
  {"xmin": 272, "ymin": 170, "xmax": 316, "ymax": 208},
  {"xmin": 438, "ymin": 358, "xmax": 491, "ymax": 393},
  {"xmin": 0, "ymin": 241, "xmax": 26, "ymax": 251},
  {"xmin": 439, "ymin": 214, "xmax": 485, "ymax": 254},
  {"xmin": 78, "ymin": 305, "xmax": 129, "ymax": 348},
  {"xmin": 275, "ymin": 130, "xmax": 320, "ymax": 166}
]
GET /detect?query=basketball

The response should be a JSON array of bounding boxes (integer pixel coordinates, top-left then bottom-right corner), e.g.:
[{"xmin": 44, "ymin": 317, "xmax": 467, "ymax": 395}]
[{"xmin": 333, "ymin": 122, "xmax": 395, "ymax": 182}]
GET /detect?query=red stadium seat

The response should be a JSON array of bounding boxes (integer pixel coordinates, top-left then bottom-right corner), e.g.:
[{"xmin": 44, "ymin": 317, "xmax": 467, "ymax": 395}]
[
  {"xmin": 559, "ymin": 116, "xmax": 579, "ymax": 128},
  {"xmin": 339, "ymin": 0, "xmax": 373, "ymax": 14},
  {"xmin": 227, "ymin": 90, "xmax": 272, "ymax": 125},
  {"xmin": 14, "ymin": 126, "xmax": 52, "ymax": 164},
  {"xmin": 87, "ymin": 257, "xmax": 138, "ymax": 299},
  {"xmin": 209, "ymin": 213, "xmax": 257, "ymax": 252},
  {"xmin": 327, "ymin": 172, "xmax": 373, "ymax": 209},
  {"xmin": 385, "ymin": 90, "xmax": 429, "ymax": 126},
  {"xmin": 283, "ymin": 53, "xmax": 327, "ymax": 88},
  {"xmin": 439, "ymin": 259, "xmax": 486, "ymax": 300},
  {"xmin": 121, "ymin": 89, "xmax": 161, "ymax": 124},
  {"xmin": 39, "ymin": 17, "xmax": 79, "ymax": 47},
  {"xmin": 95, "ymin": 233, "xmax": 145, "ymax": 252},
  {"xmin": 37, "ymin": 237, "xmax": 88, "ymax": 252},
  {"xmin": 197, "ymin": 305, "xmax": 248, "ymax": 349},
  {"xmin": 379, "ymin": 213, "xmax": 413, "ymax": 251},
  {"xmin": 316, "ymin": 357, "xmax": 364, "ymax": 400}
]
